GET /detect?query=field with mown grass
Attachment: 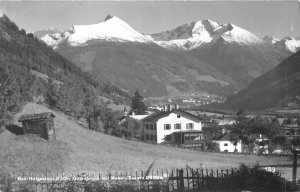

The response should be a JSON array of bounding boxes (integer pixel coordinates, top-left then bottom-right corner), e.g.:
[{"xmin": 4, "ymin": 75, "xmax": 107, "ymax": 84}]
[{"xmin": 0, "ymin": 103, "xmax": 294, "ymax": 178}]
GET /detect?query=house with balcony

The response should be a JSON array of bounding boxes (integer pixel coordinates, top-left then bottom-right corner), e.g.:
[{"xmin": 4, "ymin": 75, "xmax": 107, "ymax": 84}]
[{"xmin": 141, "ymin": 105, "xmax": 203, "ymax": 147}]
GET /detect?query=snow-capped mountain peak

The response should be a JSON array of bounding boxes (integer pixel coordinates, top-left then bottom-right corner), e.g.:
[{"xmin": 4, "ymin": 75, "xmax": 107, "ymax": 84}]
[
  {"xmin": 274, "ymin": 36, "xmax": 300, "ymax": 52},
  {"xmin": 151, "ymin": 20, "xmax": 263, "ymax": 50},
  {"xmin": 104, "ymin": 14, "xmax": 113, "ymax": 21},
  {"xmin": 220, "ymin": 24, "xmax": 261, "ymax": 44},
  {"xmin": 40, "ymin": 15, "xmax": 153, "ymax": 48}
]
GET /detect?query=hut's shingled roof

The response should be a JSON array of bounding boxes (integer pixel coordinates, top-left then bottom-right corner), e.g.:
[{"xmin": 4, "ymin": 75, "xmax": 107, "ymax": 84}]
[{"xmin": 18, "ymin": 112, "xmax": 55, "ymax": 122}]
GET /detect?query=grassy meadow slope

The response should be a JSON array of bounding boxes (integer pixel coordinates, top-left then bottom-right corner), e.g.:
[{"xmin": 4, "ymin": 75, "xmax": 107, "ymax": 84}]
[{"xmin": 1, "ymin": 103, "xmax": 292, "ymax": 174}]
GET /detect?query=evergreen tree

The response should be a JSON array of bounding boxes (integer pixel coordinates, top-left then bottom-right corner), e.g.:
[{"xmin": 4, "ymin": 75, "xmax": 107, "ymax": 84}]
[{"xmin": 130, "ymin": 89, "xmax": 147, "ymax": 115}]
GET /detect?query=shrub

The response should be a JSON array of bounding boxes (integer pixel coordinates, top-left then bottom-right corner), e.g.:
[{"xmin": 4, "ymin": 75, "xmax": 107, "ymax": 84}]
[
  {"xmin": 0, "ymin": 169, "xmax": 14, "ymax": 192},
  {"xmin": 0, "ymin": 169, "xmax": 36, "ymax": 192},
  {"xmin": 206, "ymin": 164, "xmax": 298, "ymax": 191}
]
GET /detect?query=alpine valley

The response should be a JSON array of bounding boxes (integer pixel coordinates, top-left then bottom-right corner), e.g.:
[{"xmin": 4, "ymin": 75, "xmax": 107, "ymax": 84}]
[
  {"xmin": 221, "ymin": 50, "xmax": 300, "ymax": 111},
  {"xmin": 36, "ymin": 15, "xmax": 296, "ymax": 99}
]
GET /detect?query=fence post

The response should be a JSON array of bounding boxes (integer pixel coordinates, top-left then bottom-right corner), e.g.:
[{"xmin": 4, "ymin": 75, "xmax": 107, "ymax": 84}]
[
  {"xmin": 197, "ymin": 169, "xmax": 201, "ymax": 189},
  {"xmin": 201, "ymin": 169, "xmax": 204, "ymax": 186},
  {"xmin": 292, "ymin": 151, "xmax": 297, "ymax": 185},
  {"xmin": 171, "ymin": 169, "xmax": 174, "ymax": 191},
  {"xmin": 186, "ymin": 167, "xmax": 190, "ymax": 190},
  {"xmin": 179, "ymin": 169, "xmax": 184, "ymax": 191}
]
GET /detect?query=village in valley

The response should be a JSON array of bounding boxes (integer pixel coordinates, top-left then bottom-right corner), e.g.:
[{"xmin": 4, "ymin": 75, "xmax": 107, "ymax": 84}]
[{"xmin": 117, "ymin": 90, "xmax": 300, "ymax": 155}]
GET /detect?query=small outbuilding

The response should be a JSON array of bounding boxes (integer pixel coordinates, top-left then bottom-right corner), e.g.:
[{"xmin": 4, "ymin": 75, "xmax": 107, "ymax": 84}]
[
  {"xmin": 18, "ymin": 112, "xmax": 56, "ymax": 141},
  {"xmin": 213, "ymin": 133, "xmax": 242, "ymax": 153}
]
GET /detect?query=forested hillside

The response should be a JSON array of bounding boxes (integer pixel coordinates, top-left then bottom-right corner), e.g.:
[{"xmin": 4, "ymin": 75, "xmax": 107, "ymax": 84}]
[
  {"xmin": 223, "ymin": 50, "xmax": 300, "ymax": 110},
  {"xmin": 0, "ymin": 14, "xmax": 130, "ymax": 128}
]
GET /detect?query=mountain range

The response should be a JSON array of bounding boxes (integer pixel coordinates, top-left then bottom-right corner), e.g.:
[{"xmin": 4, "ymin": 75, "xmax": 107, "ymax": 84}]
[
  {"xmin": 223, "ymin": 50, "xmax": 300, "ymax": 110},
  {"xmin": 36, "ymin": 15, "xmax": 293, "ymax": 97}
]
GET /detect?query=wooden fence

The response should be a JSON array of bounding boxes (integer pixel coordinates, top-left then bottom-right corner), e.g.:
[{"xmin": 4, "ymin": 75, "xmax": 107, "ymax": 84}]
[{"xmin": 11, "ymin": 167, "xmax": 283, "ymax": 192}]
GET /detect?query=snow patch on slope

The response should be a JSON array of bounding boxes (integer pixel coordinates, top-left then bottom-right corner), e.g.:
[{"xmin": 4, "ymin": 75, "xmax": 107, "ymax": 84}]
[
  {"xmin": 67, "ymin": 17, "xmax": 152, "ymax": 46},
  {"xmin": 220, "ymin": 24, "xmax": 261, "ymax": 44}
]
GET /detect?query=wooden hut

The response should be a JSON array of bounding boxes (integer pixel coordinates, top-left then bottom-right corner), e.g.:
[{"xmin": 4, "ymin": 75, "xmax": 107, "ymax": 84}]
[{"xmin": 18, "ymin": 112, "xmax": 56, "ymax": 141}]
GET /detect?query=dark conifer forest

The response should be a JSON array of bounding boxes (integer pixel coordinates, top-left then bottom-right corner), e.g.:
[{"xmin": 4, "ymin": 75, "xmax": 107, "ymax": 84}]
[{"xmin": 0, "ymin": 14, "xmax": 130, "ymax": 129}]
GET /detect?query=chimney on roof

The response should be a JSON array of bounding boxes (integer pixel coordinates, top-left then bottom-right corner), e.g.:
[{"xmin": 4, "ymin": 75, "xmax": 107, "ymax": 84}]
[
  {"xmin": 222, "ymin": 128, "xmax": 226, "ymax": 135},
  {"xmin": 163, "ymin": 105, "xmax": 167, "ymax": 112},
  {"xmin": 167, "ymin": 104, "xmax": 172, "ymax": 111}
]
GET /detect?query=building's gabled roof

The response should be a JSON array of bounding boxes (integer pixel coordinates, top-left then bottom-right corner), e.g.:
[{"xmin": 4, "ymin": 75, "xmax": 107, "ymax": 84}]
[
  {"xmin": 214, "ymin": 133, "xmax": 239, "ymax": 142},
  {"xmin": 18, "ymin": 112, "xmax": 55, "ymax": 122},
  {"xmin": 141, "ymin": 109, "xmax": 201, "ymax": 123}
]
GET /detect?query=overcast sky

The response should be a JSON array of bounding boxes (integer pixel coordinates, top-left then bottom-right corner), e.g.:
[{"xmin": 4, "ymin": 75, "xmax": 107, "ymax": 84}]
[{"xmin": 0, "ymin": 1, "xmax": 299, "ymax": 39}]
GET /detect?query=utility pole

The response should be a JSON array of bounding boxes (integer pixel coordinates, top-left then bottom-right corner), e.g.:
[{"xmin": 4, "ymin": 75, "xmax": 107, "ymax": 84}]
[{"xmin": 287, "ymin": 54, "xmax": 300, "ymax": 185}]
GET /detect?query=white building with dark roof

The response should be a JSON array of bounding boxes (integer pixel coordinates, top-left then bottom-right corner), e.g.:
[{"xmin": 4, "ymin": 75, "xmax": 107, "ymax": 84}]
[
  {"xmin": 141, "ymin": 106, "xmax": 203, "ymax": 146},
  {"xmin": 213, "ymin": 133, "xmax": 242, "ymax": 153}
]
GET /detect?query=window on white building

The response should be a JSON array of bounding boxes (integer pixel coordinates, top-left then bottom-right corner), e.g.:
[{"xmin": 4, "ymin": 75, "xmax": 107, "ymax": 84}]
[
  {"xmin": 175, "ymin": 123, "xmax": 181, "ymax": 130},
  {"xmin": 150, "ymin": 124, "xmax": 153, "ymax": 130},
  {"xmin": 177, "ymin": 115, "xmax": 181, "ymax": 118},
  {"xmin": 224, "ymin": 143, "xmax": 228, "ymax": 146},
  {"xmin": 146, "ymin": 134, "xmax": 149, "ymax": 140},
  {"xmin": 186, "ymin": 123, "xmax": 194, "ymax": 129},
  {"xmin": 150, "ymin": 134, "xmax": 153, "ymax": 141},
  {"xmin": 145, "ymin": 124, "xmax": 149, "ymax": 130},
  {"xmin": 164, "ymin": 124, "xmax": 171, "ymax": 130}
]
